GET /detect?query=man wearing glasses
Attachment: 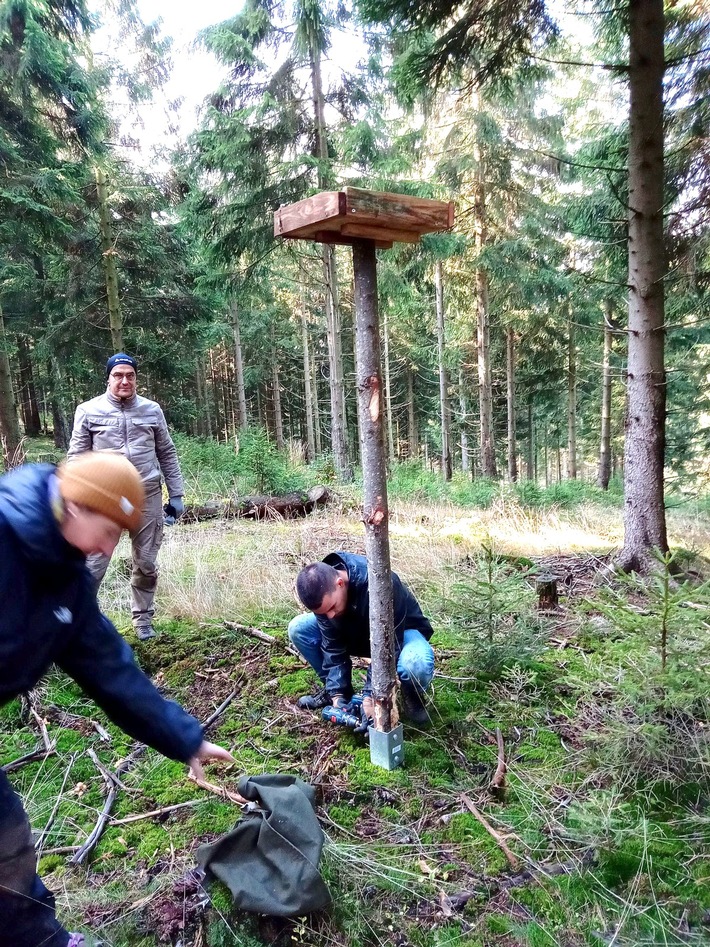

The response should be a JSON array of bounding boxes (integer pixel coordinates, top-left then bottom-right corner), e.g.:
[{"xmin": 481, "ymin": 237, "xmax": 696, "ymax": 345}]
[{"xmin": 68, "ymin": 353, "xmax": 185, "ymax": 641}]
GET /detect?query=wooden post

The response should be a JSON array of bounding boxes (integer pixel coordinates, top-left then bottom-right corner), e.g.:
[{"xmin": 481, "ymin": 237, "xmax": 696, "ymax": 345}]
[{"xmin": 352, "ymin": 240, "xmax": 399, "ymax": 735}]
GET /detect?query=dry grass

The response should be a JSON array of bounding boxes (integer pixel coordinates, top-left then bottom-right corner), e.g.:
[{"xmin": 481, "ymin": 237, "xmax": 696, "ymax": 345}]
[{"xmin": 98, "ymin": 497, "xmax": 710, "ymax": 626}]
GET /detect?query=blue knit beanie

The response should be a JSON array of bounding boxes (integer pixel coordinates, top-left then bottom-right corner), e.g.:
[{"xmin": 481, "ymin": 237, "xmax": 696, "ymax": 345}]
[{"xmin": 106, "ymin": 353, "xmax": 138, "ymax": 378}]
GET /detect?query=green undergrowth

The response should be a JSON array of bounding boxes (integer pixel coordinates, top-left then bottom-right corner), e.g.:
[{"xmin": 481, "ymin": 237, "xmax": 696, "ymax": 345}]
[{"xmin": 4, "ymin": 545, "xmax": 710, "ymax": 946}]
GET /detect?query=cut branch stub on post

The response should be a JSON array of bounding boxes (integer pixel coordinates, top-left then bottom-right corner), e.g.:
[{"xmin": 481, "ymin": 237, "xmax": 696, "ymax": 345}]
[{"xmin": 275, "ymin": 187, "xmax": 454, "ymax": 767}]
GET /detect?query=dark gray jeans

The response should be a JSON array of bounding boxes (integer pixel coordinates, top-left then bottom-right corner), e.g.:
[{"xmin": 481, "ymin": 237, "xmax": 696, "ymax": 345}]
[{"xmin": 0, "ymin": 769, "xmax": 69, "ymax": 945}]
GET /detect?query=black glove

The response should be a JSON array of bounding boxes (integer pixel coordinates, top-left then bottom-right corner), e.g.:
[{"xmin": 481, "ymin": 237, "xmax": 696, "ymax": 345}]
[{"xmin": 353, "ymin": 707, "xmax": 374, "ymax": 737}]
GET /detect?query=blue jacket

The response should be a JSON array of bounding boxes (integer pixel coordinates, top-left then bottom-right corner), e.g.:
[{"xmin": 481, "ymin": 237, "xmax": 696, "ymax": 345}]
[
  {"xmin": 317, "ymin": 552, "xmax": 434, "ymax": 699},
  {"xmin": 0, "ymin": 464, "xmax": 203, "ymax": 762}
]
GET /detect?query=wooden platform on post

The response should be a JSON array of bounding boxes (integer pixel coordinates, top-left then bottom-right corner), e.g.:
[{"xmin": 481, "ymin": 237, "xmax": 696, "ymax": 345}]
[{"xmin": 275, "ymin": 186, "xmax": 454, "ymax": 767}]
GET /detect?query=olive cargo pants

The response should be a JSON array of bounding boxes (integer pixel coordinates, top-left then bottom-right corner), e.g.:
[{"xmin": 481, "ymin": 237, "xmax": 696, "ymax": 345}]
[{"xmin": 86, "ymin": 487, "xmax": 165, "ymax": 630}]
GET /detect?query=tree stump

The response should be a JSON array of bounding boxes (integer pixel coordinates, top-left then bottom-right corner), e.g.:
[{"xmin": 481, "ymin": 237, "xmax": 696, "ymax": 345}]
[{"xmin": 536, "ymin": 573, "xmax": 559, "ymax": 612}]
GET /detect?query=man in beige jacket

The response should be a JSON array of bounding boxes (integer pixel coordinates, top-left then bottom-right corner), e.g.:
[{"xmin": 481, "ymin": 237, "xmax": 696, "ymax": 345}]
[{"xmin": 68, "ymin": 353, "xmax": 185, "ymax": 640}]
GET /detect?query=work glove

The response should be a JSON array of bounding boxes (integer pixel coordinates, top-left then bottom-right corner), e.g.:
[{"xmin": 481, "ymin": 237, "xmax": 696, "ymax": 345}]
[
  {"xmin": 352, "ymin": 695, "xmax": 374, "ymax": 737},
  {"xmin": 164, "ymin": 496, "xmax": 185, "ymax": 526}
]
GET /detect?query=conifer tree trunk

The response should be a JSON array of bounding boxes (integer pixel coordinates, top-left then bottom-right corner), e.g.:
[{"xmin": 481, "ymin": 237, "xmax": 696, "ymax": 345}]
[
  {"xmin": 352, "ymin": 240, "xmax": 398, "ymax": 734},
  {"xmin": 0, "ymin": 302, "xmax": 22, "ymax": 468},
  {"xmin": 459, "ymin": 367, "xmax": 469, "ymax": 473},
  {"xmin": 383, "ymin": 310, "xmax": 395, "ymax": 463},
  {"xmin": 312, "ymin": 353, "xmax": 322, "ymax": 455},
  {"xmin": 435, "ymin": 261, "xmax": 452, "ymax": 480},
  {"xmin": 527, "ymin": 397, "xmax": 535, "ymax": 481},
  {"xmin": 95, "ymin": 166, "xmax": 123, "ymax": 352},
  {"xmin": 17, "ymin": 335, "xmax": 41, "ymax": 437},
  {"xmin": 506, "ymin": 327, "xmax": 517, "ymax": 482},
  {"xmin": 231, "ymin": 300, "xmax": 248, "ymax": 430},
  {"xmin": 407, "ymin": 368, "xmax": 418, "ymax": 461},
  {"xmin": 209, "ymin": 348, "xmax": 223, "ymax": 439},
  {"xmin": 301, "ymin": 289, "xmax": 317, "ymax": 461},
  {"xmin": 474, "ymin": 163, "xmax": 497, "ymax": 478},
  {"xmin": 597, "ymin": 300, "xmax": 614, "ymax": 490},
  {"xmin": 619, "ymin": 0, "xmax": 668, "ymax": 569},
  {"xmin": 309, "ymin": 38, "xmax": 351, "ymax": 481},
  {"xmin": 271, "ymin": 326, "xmax": 284, "ymax": 452},
  {"xmin": 567, "ymin": 310, "xmax": 577, "ymax": 479}
]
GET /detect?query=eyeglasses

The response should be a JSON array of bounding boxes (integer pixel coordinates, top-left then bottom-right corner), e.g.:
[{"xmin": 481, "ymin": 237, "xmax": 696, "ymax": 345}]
[{"xmin": 110, "ymin": 372, "xmax": 136, "ymax": 381}]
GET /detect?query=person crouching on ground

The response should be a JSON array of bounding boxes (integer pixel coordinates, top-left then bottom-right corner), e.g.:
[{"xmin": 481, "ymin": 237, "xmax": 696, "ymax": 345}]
[
  {"xmin": 0, "ymin": 452, "xmax": 232, "ymax": 947},
  {"xmin": 288, "ymin": 551, "xmax": 435, "ymax": 729}
]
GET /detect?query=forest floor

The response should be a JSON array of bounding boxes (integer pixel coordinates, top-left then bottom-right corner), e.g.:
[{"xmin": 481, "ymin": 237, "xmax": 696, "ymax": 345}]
[{"xmin": 3, "ymin": 488, "xmax": 710, "ymax": 946}]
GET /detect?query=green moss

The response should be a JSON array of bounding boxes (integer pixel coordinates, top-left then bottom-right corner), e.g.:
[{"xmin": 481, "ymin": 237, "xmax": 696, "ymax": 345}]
[
  {"xmin": 327, "ymin": 803, "xmax": 361, "ymax": 829},
  {"xmin": 277, "ymin": 669, "xmax": 316, "ymax": 696}
]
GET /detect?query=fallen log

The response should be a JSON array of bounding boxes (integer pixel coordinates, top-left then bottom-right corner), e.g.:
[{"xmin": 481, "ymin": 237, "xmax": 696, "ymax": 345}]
[
  {"xmin": 227, "ymin": 485, "xmax": 333, "ymax": 520},
  {"xmin": 182, "ymin": 486, "xmax": 334, "ymax": 522}
]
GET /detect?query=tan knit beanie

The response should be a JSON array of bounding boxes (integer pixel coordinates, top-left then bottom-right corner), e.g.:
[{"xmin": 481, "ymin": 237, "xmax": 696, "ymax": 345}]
[{"xmin": 57, "ymin": 452, "xmax": 145, "ymax": 532}]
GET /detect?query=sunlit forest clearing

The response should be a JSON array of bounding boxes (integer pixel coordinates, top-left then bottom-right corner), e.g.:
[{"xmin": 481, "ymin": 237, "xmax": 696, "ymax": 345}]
[{"xmin": 3, "ymin": 0, "xmax": 710, "ymax": 943}]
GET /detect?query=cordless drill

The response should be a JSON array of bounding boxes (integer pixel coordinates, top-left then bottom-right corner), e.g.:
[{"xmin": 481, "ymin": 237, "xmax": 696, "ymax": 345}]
[{"xmin": 322, "ymin": 694, "xmax": 364, "ymax": 729}]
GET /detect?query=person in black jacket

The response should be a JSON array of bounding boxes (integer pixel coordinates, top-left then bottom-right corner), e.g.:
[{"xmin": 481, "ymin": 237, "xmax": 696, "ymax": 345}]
[
  {"xmin": 0, "ymin": 452, "xmax": 232, "ymax": 947},
  {"xmin": 288, "ymin": 552, "xmax": 435, "ymax": 728}
]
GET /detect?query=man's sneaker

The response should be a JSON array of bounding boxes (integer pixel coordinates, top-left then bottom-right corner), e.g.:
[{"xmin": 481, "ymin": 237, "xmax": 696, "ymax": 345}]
[
  {"xmin": 401, "ymin": 683, "xmax": 432, "ymax": 728},
  {"xmin": 297, "ymin": 686, "xmax": 330, "ymax": 710},
  {"xmin": 68, "ymin": 936, "xmax": 85, "ymax": 947},
  {"xmin": 136, "ymin": 624, "xmax": 156, "ymax": 641}
]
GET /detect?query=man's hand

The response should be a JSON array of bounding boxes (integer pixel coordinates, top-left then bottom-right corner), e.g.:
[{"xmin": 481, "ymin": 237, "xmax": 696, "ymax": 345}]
[
  {"xmin": 353, "ymin": 698, "xmax": 374, "ymax": 737},
  {"xmin": 164, "ymin": 496, "xmax": 185, "ymax": 526},
  {"xmin": 188, "ymin": 740, "xmax": 234, "ymax": 782},
  {"xmin": 170, "ymin": 496, "xmax": 185, "ymax": 518}
]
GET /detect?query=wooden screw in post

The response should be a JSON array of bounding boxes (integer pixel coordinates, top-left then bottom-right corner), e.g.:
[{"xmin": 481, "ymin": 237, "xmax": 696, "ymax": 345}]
[{"xmin": 275, "ymin": 187, "xmax": 454, "ymax": 768}]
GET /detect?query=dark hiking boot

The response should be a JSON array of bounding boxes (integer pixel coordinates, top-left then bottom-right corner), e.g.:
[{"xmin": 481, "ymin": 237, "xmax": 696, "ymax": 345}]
[
  {"xmin": 400, "ymin": 683, "xmax": 431, "ymax": 728},
  {"xmin": 136, "ymin": 624, "xmax": 156, "ymax": 641},
  {"xmin": 297, "ymin": 686, "xmax": 330, "ymax": 710},
  {"xmin": 69, "ymin": 936, "xmax": 104, "ymax": 947}
]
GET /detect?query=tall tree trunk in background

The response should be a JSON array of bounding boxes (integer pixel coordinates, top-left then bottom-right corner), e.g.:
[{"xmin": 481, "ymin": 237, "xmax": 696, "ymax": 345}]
[
  {"xmin": 506, "ymin": 327, "xmax": 517, "ymax": 482},
  {"xmin": 231, "ymin": 300, "xmax": 248, "ymax": 430},
  {"xmin": 271, "ymin": 326, "xmax": 284, "ymax": 452},
  {"xmin": 194, "ymin": 362, "xmax": 206, "ymax": 437},
  {"xmin": 48, "ymin": 357, "xmax": 71, "ymax": 449},
  {"xmin": 311, "ymin": 350, "xmax": 322, "ymax": 455},
  {"xmin": 0, "ymin": 302, "xmax": 22, "ymax": 468},
  {"xmin": 527, "ymin": 397, "xmax": 535, "ymax": 481},
  {"xmin": 17, "ymin": 335, "xmax": 41, "ymax": 437},
  {"xmin": 619, "ymin": 0, "xmax": 668, "ymax": 570},
  {"xmin": 301, "ymin": 291, "xmax": 317, "ymax": 461},
  {"xmin": 383, "ymin": 309, "xmax": 395, "ymax": 463},
  {"xmin": 209, "ymin": 348, "xmax": 223, "ymax": 439},
  {"xmin": 435, "ymin": 261, "xmax": 452, "ymax": 480},
  {"xmin": 567, "ymin": 309, "xmax": 578, "ymax": 479},
  {"xmin": 95, "ymin": 165, "xmax": 123, "ymax": 352},
  {"xmin": 309, "ymin": 37, "xmax": 351, "ymax": 481},
  {"xmin": 597, "ymin": 300, "xmax": 614, "ymax": 489},
  {"xmin": 474, "ymin": 155, "xmax": 497, "ymax": 478},
  {"xmin": 407, "ymin": 368, "xmax": 418, "ymax": 461},
  {"xmin": 459, "ymin": 367, "xmax": 469, "ymax": 474},
  {"xmin": 352, "ymin": 240, "xmax": 398, "ymax": 734}
]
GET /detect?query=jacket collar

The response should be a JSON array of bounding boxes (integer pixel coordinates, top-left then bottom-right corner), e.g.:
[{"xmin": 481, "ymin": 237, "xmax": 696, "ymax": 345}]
[{"xmin": 106, "ymin": 389, "xmax": 137, "ymax": 409}]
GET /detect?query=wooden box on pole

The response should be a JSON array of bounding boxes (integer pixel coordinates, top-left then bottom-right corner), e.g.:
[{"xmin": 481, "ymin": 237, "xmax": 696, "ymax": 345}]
[{"xmin": 275, "ymin": 187, "xmax": 454, "ymax": 768}]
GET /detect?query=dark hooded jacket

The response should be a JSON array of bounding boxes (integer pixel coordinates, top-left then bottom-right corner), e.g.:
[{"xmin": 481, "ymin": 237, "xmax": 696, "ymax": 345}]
[
  {"xmin": 0, "ymin": 464, "xmax": 202, "ymax": 762},
  {"xmin": 317, "ymin": 552, "xmax": 434, "ymax": 699}
]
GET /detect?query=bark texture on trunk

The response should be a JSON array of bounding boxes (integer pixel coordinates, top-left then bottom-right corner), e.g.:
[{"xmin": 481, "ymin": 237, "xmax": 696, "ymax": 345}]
[
  {"xmin": 95, "ymin": 165, "xmax": 123, "ymax": 352},
  {"xmin": 567, "ymin": 312, "xmax": 577, "ymax": 479},
  {"xmin": 407, "ymin": 368, "xmax": 418, "ymax": 461},
  {"xmin": 527, "ymin": 398, "xmax": 535, "ymax": 481},
  {"xmin": 597, "ymin": 300, "xmax": 614, "ymax": 490},
  {"xmin": 270, "ymin": 328, "xmax": 285, "ymax": 452},
  {"xmin": 383, "ymin": 310, "xmax": 395, "ymax": 463},
  {"xmin": 310, "ymin": 38, "xmax": 351, "ymax": 482},
  {"xmin": 459, "ymin": 367, "xmax": 469, "ymax": 474},
  {"xmin": 231, "ymin": 301, "xmax": 248, "ymax": 430},
  {"xmin": 352, "ymin": 240, "xmax": 398, "ymax": 735},
  {"xmin": 474, "ymin": 177, "xmax": 497, "ymax": 478},
  {"xmin": 301, "ymin": 291, "xmax": 317, "ymax": 462},
  {"xmin": 0, "ymin": 303, "xmax": 22, "ymax": 468},
  {"xmin": 17, "ymin": 335, "xmax": 41, "ymax": 437},
  {"xmin": 506, "ymin": 327, "xmax": 517, "ymax": 482},
  {"xmin": 435, "ymin": 261, "xmax": 452, "ymax": 480},
  {"xmin": 619, "ymin": 0, "xmax": 668, "ymax": 570}
]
